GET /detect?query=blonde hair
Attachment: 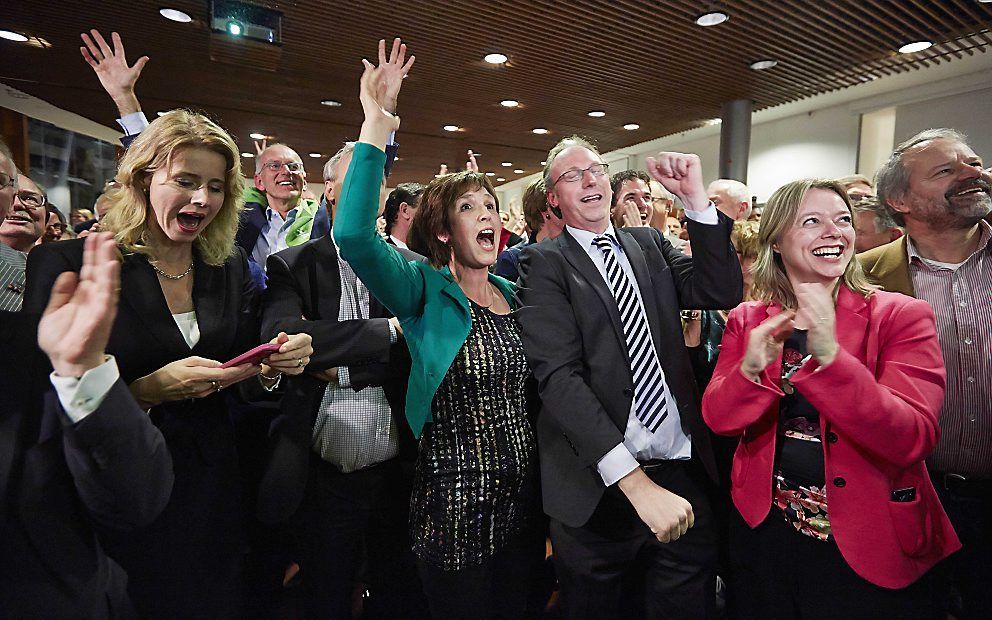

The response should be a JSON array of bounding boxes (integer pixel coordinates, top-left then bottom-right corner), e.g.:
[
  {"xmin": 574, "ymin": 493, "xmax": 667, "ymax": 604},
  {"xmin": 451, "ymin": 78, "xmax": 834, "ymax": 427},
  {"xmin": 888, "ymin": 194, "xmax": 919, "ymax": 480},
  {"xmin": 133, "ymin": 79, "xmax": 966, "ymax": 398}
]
[
  {"xmin": 100, "ymin": 109, "xmax": 244, "ymax": 266},
  {"xmin": 751, "ymin": 179, "xmax": 875, "ymax": 308}
]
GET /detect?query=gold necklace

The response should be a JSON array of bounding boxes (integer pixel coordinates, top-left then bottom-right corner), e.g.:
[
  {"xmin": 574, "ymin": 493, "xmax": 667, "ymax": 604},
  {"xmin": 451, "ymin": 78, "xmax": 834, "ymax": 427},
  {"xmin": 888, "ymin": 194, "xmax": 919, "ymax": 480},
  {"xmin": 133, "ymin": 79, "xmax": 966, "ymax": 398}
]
[{"xmin": 150, "ymin": 261, "xmax": 194, "ymax": 280}]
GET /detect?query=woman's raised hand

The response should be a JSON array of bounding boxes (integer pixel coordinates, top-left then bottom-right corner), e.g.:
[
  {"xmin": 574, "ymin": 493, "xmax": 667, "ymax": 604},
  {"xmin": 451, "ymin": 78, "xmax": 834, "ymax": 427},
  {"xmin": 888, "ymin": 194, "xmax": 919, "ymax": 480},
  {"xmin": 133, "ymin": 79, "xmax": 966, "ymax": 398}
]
[
  {"xmin": 739, "ymin": 310, "xmax": 796, "ymax": 381},
  {"xmin": 359, "ymin": 38, "xmax": 415, "ymax": 135}
]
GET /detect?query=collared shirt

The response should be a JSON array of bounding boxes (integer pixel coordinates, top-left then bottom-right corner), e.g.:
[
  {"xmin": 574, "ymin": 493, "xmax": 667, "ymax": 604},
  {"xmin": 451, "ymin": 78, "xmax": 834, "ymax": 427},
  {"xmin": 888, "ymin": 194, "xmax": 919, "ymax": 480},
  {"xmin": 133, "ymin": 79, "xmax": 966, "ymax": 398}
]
[
  {"xmin": 50, "ymin": 356, "xmax": 122, "ymax": 423},
  {"xmin": 0, "ymin": 240, "xmax": 27, "ymax": 312},
  {"xmin": 251, "ymin": 206, "xmax": 301, "ymax": 268},
  {"xmin": 388, "ymin": 234, "xmax": 408, "ymax": 249},
  {"xmin": 907, "ymin": 220, "xmax": 992, "ymax": 477},
  {"xmin": 310, "ymin": 233, "xmax": 399, "ymax": 473},
  {"xmin": 566, "ymin": 223, "xmax": 694, "ymax": 485}
]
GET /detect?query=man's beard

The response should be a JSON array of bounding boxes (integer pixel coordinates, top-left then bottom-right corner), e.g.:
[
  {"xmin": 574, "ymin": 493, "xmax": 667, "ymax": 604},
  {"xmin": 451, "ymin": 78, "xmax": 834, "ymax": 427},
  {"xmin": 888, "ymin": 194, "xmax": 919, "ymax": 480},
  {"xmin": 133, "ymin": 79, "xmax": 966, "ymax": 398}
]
[{"xmin": 914, "ymin": 178, "xmax": 992, "ymax": 230}]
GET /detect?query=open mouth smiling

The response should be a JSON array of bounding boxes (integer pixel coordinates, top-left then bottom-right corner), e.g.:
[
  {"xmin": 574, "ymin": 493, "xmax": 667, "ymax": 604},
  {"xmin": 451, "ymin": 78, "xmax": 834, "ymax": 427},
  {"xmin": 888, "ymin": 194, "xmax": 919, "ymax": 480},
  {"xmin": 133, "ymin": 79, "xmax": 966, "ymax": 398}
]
[{"xmin": 476, "ymin": 227, "xmax": 495, "ymax": 250}]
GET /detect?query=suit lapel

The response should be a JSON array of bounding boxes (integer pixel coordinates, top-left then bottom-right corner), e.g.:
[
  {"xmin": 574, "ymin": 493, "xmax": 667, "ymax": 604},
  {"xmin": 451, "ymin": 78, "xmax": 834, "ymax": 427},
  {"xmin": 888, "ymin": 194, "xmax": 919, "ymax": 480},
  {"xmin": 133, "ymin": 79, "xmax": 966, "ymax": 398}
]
[
  {"xmin": 835, "ymin": 286, "xmax": 870, "ymax": 365},
  {"xmin": 617, "ymin": 230, "xmax": 667, "ymax": 357},
  {"xmin": 438, "ymin": 266, "xmax": 470, "ymax": 314},
  {"xmin": 558, "ymin": 232, "xmax": 625, "ymax": 345},
  {"xmin": 867, "ymin": 236, "xmax": 914, "ymax": 296},
  {"xmin": 120, "ymin": 255, "xmax": 190, "ymax": 356},
  {"xmin": 191, "ymin": 254, "xmax": 228, "ymax": 355}
]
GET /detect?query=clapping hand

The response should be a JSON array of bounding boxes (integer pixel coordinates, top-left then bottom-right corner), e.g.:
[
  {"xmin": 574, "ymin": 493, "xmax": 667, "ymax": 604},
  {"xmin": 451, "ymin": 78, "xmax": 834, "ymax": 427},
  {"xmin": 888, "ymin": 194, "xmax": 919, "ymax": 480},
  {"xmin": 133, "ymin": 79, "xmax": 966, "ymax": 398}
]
[
  {"xmin": 80, "ymin": 30, "xmax": 147, "ymax": 116},
  {"xmin": 645, "ymin": 152, "xmax": 709, "ymax": 212},
  {"xmin": 39, "ymin": 233, "xmax": 121, "ymax": 378},
  {"xmin": 739, "ymin": 310, "xmax": 796, "ymax": 381}
]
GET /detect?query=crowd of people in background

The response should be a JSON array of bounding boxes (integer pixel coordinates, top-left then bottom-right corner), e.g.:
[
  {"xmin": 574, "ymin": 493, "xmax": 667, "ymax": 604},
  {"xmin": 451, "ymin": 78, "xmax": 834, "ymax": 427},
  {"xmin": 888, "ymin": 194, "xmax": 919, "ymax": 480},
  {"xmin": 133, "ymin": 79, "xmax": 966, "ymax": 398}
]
[{"xmin": 1, "ymin": 29, "xmax": 991, "ymax": 620}]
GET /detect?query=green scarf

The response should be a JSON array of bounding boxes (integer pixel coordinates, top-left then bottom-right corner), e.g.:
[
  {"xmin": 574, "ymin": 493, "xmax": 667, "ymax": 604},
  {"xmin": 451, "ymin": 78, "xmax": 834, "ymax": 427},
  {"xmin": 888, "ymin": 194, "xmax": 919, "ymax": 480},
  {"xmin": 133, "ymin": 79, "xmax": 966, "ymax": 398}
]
[{"xmin": 243, "ymin": 187, "xmax": 319, "ymax": 247}]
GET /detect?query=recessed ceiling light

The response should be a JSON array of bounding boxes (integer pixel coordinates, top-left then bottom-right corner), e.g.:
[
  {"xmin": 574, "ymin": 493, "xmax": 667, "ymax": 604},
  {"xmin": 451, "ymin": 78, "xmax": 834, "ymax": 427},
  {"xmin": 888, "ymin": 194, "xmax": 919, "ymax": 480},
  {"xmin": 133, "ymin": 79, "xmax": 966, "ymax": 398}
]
[
  {"xmin": 514, "ymin": 169, "xmax": 524, "ymax": 174},
  {"xmin": 496, "ymin": 177, "xmax": 506, "ymax": 182},
  {"xmin": 705, "ymin": 118, "xmax": 722, "ymax": 126},
  {"xmin": 486, "ymin": 172, "xmax": 495, "ymax": 176},
  {"xmin": 226, "ymin": 20, "xmax": 243, "ymax": 36},
  {"xmin": 241, "ymin": 152, "xmax": 254, "ymax": 158},
  {"xmin": 309, "ymin": 152, "xmax": 322, "ymax": 158},
  {"xmin": 898, "ymin": 41, "xmax": 933, "ymax": 54},
  {"xmin": 532, "ymin": 128, "xmax": 549, "ymax": 134},
  {"xmin": 320, "ymin": 99, "xmax": 342, "ymax": 107},
  {"xmin": 588, "ymin": 110, "xmax": 606, "ymax": 118},
  {"xmin": 500, "ymin": 99, "xmax": 519, "ymax": 107},
  {"xmin": 623, "ymin": 123, "xmax": 640, "ymax": 130},
  {"xmin": 443, "ymin": 125, "xmax": 460, "ymax": 132},
  {"xmin": 156, "ymin": 111, "xmax": 168, "ymax": 117},
  {"xmin": 502, "ymin": 162, "xmax": 512, "ymax": 167},
  {"xmin": 749, "ymin": 59, "xmax": 778, "ymax": 70},
  {"xmin": 249, "ymin": 132, "xmax": 267, "ymax": 140},
  {"xmin": 0, "ymin": 30, "xmax": 29, "ymax": 42},
  {"xmin": 484, "ymin": 52, "xmax": 508, "ymax": 64},
  {"xmin": 695, "ymin": 11, "xmax": 729, "ymax": 26},
  {"xmin": 159, "ymin": 8, "xmax": 192, "ymax": 23}
]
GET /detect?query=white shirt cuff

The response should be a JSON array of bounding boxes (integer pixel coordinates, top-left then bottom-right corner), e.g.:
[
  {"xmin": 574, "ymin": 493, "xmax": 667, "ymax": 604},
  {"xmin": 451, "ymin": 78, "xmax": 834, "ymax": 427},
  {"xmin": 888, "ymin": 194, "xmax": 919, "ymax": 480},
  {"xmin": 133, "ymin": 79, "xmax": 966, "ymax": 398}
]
[
  {"xmin": 337, "ymin": 366, "xmax": 351, "ymax": 389},
  {"xmin": 51, "ymin": 356, "xmax": 121, "ymax": 423},
  {"xmin": 387, "ymin": 320, "xmax": 398, "ymax": 344},
  {"xmin": 683, "ymin": 203, "xmax": 719, "ymax": 225},
  {"xmin": 116, "ymin": 111, "xmax": 150, "ymax": 137},
  {"xmin": 596, "ymin": 442, "xmax": 640, "ymax": 487}
]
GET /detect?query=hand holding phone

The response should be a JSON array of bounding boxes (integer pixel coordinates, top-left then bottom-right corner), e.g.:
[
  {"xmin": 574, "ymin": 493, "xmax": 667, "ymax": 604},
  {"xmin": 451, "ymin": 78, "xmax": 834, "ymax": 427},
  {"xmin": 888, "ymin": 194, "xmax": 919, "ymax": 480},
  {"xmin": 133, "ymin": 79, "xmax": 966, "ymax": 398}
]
[{"xmin": 220, "ymin": 343, "xmax": 281, "ymax": 369}]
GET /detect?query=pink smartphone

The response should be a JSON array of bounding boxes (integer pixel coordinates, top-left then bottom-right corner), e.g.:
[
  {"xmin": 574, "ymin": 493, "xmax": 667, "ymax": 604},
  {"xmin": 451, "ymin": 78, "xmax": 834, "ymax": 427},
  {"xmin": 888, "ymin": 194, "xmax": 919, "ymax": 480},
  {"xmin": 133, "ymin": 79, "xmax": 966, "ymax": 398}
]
[{"xmin": 220, "ymin": 343, "xmax": 282, "ymax": 368}]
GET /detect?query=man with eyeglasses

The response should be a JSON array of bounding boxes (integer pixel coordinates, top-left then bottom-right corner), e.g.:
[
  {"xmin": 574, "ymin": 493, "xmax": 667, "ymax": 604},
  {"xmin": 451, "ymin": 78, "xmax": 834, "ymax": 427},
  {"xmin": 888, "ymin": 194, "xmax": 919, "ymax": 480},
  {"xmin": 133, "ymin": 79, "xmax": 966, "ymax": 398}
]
[
  {"xmin": 0, "ymin": 174, "xmax": 47, "ymax": 311},
  {"xmin": 517, "ymin": 136, "xmax": 741, "ymax": 619},
  {"xmin": 237, "ymin": 144, "xmax": 330, "ymax": 271}
]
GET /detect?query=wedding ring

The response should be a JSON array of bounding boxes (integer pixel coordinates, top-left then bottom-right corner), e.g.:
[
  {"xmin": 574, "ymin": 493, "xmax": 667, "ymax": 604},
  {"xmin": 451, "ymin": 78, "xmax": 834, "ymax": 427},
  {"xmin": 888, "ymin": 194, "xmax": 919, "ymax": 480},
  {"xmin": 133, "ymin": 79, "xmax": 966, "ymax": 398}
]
[
  {"xmin": 210, "ymin": 380, "xmax": 219, "ymax": 390},
  {"xmin": 297, "ymin": 358, "xmax": 305, "ymax": 367}
]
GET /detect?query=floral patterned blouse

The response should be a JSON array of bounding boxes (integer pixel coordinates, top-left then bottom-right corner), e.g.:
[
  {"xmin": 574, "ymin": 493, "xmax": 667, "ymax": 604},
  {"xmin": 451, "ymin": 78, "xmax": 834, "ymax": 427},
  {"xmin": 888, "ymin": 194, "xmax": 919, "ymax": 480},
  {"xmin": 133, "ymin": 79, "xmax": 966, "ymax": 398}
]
[{"xmin": 773, "ymin": 330, "xmax": 832, "ymax": 541}]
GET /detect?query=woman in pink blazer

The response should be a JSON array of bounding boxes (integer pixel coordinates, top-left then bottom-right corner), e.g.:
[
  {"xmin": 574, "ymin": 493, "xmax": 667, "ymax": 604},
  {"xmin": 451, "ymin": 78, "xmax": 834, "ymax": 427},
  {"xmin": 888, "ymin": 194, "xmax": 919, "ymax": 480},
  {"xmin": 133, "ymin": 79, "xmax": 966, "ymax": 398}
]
[{"xmin": 702, "ymin": 178, "xmax": 959, "ymax": 618}]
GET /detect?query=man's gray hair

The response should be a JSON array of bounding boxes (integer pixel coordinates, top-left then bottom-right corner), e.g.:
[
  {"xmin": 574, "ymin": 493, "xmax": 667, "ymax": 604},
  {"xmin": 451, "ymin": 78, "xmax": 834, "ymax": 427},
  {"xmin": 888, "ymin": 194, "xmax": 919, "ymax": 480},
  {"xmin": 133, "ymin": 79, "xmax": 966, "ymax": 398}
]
[
  {"xmin": 323, "ymin": 142, "xmax": 356, "ymax": 182},
  {"xmin": 254, "ymin": 143, "xmax": 303, "ymax": 175},
  {"xmin": 851, "ymin": 195, "xmax": 899, "ymax": 233},
  {"xmin": 543, "ymin": 136, "xmax": 600, "ymax": 191},
  {"xmin": 875, "ymin": 128, "xmax": 968, "ymax": 226}
]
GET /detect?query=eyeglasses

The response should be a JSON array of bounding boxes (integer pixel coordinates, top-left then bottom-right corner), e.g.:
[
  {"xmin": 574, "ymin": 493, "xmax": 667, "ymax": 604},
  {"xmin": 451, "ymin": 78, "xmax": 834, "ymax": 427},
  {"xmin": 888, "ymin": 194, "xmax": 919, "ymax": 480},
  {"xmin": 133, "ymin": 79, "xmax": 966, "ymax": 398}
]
[
  {"xmin": 0, "ymin": 171, "xmax": 16, "ymax": 190},
  {"xmin": 262, "ymin": 160, "xmax": 304, "ymax": 173},
  {"xmin": 553, "ymin": 162, "xmax": 609, "ymax": 186},
  {"xmin": 15, "ymin": 190, "xmax": 46, "ymax": 210}
]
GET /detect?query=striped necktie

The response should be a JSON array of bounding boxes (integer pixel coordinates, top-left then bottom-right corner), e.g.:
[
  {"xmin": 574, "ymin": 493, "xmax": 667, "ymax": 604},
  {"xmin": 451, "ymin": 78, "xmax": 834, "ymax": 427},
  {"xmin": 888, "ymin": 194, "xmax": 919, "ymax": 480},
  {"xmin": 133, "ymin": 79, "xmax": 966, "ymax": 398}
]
[{"xmin": 593, "ymin": 235, "xmax": 669, "ymax": 433}]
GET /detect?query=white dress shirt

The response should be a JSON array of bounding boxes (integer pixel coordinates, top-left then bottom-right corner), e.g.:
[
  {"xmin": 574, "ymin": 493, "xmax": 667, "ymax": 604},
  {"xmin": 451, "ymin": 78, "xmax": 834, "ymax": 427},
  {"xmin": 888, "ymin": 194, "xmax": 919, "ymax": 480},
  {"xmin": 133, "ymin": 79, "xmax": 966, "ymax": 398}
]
[
  {"xmin": 50, "ymin": 356, "xmax": 123, "ymax": 423},
  {"xmin": 568, "ymin": 205, "xmax": 718, "ymax": 486}
]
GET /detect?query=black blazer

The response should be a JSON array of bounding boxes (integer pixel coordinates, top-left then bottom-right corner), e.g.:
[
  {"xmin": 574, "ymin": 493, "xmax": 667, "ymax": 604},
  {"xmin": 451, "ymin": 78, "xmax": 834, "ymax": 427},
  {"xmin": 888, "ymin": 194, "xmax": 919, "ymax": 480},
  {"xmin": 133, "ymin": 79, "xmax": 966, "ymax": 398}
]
[
  {"xmin": 24, "ymin": 239, "xmax": 262, "ymax": 615},
  {"xmin": 0, "ymin": 311, "xmax": 173, "ymax": 616},
  {"xmin": 256, "ymin": 235, "xmax": 422, "ymax": 523},
  {"xmin": 517, "ymin": 216, "xmax": 743, "ymax": 528}
]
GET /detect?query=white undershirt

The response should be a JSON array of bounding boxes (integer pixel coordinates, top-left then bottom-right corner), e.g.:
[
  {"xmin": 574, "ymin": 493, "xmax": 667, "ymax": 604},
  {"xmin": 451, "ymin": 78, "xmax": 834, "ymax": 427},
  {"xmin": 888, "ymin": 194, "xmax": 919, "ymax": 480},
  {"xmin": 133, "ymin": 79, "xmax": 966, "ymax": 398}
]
[{"xmin": 172, "ymin": 311, "xmax": 201, "ymax": 349}]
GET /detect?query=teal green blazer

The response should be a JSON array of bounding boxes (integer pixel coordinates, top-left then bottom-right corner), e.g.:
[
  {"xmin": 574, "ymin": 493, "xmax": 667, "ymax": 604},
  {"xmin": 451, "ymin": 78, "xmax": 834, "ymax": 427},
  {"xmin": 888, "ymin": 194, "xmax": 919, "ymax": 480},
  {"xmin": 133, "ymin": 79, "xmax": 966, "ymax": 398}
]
[{"xmin": 335, "ymin": 142, "xmax": 517, "ymax": 437}]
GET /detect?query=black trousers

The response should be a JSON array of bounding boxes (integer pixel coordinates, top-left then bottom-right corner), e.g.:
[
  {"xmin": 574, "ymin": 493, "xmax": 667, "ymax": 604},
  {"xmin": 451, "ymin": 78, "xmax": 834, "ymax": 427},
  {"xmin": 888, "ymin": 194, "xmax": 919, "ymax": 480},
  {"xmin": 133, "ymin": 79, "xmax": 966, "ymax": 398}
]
[
  {"xmin": 550, "ymin": 460, "xmax": 717, "ymax": 620},
  {"xmin": 416, "ymin": 527, "xmax": 545, "ymax": 619},
  {"xmin": 931, "ymin": 477, "xmax": 992, "ymax": 620},
  {"xmin": 295, "ymin": 456, "xmax": 427, "ymax": 619},
  {"xmin": 729, "ymin": 508, "xmax": 944, "ymax": 619}
]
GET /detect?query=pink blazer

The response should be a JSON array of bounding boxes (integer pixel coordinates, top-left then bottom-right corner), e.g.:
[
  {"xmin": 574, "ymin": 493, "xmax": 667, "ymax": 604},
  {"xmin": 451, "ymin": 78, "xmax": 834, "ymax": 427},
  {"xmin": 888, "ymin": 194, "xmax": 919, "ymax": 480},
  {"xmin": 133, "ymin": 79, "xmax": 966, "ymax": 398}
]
[{"xmin": 702, "ymin": 287, "xmax": 960, "ymax": 589}]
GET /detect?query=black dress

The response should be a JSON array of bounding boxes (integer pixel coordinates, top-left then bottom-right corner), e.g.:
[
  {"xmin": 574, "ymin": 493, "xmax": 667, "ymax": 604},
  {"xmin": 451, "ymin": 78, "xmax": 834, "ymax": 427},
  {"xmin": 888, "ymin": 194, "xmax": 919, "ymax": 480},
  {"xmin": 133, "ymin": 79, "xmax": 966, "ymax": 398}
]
[{"xmin": 410, "ymin": 301, "xmax": 539, "ymax": 571}]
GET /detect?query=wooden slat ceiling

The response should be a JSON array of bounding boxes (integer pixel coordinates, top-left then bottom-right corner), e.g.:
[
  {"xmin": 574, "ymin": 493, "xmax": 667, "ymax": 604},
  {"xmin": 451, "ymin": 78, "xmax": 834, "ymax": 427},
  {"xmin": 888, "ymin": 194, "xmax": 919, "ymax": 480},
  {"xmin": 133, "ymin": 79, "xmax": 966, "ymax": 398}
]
[{"xmin": 3, "ymin": 0, "xmax": 991, "ymax": 185}]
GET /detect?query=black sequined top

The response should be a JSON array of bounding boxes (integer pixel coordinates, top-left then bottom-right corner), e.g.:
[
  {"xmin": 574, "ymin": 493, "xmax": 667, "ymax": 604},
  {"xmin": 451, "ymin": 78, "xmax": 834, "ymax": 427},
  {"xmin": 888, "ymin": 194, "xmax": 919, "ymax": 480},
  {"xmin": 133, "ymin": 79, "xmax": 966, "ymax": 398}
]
[{"xmin": 410, "ymin": 300, "xmax": 538, "ymax": 570}]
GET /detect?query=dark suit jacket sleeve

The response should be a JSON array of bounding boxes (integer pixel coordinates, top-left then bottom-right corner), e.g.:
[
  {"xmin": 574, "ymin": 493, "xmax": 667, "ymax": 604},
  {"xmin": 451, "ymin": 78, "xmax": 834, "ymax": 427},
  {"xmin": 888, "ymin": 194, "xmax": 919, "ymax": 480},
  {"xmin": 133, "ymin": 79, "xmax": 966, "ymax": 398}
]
[
  {"xmin": 517, "ymin": 246, "xmax": 626, "ymax": 465},
  {"xmin": 61, "ymin": 379, "xmax": 174, "ymax": 530},
  {"xmin": 23, "ymin": 240, "xmax": 78, "ymax": 314},
  {"xmin": 661, "ymin": 213, "xmax": 743, "ymax": 310},
  {"xmin": 261, "ymin": 250, "xmax": 393, "ymax": 375}
]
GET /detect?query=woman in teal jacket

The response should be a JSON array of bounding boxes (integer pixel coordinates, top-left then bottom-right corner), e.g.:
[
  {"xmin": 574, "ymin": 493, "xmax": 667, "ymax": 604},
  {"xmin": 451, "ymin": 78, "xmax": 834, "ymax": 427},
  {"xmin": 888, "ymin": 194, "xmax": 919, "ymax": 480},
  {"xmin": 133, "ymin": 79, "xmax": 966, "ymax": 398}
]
[{"xmin": 334, "ymin": 40, "xmax": 542, "ymax": 619}]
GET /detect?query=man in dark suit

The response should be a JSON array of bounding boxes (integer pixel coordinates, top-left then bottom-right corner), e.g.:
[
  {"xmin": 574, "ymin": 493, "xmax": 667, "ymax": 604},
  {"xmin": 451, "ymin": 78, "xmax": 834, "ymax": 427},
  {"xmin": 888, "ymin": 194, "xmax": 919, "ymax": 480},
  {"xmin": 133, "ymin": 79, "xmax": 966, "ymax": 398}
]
[
  {"xmin": 0, "ymin": 224, "xmax": 174, "ymax": 615},
  {"xmin": 517, "ymin": 137, "xmax": 742, "ymax": 619},
  {"xmin": 258, "ymin": 141, "xmax": 427, "ymax": 618}
]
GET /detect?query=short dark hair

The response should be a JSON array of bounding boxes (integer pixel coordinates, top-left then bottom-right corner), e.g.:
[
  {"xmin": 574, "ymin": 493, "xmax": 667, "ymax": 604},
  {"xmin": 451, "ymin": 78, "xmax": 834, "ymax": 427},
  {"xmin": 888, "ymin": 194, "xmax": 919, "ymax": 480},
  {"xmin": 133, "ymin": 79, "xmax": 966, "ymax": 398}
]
[
  {"xmin": 383, "ymin": 182, "xmax": 425, "ymax": 234},
  {"xmin": 411, "ymin": 171, "xmax": 499, "ymax": 268},
  {"xmin": 521, "ymin": 178, "xmax": 548, "ymax": 234},
  {"xmin": 610, "ymin": 170, "xmax": 652, "ymax": 206}
]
